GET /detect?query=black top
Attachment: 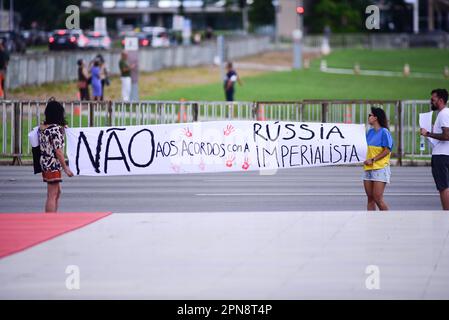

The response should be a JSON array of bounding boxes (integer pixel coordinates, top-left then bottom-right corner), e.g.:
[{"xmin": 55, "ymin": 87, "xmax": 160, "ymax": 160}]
[
  {"xmin": 224, "ymin": 70, "xmax": 237, "ymax": 92},
  {"xmin": 0, "ymin": 50, "xmax": 10, "ymax": 70},
  {"xmin": 78, "ymin": 66, "xmax": 87, "ymax": 82}
]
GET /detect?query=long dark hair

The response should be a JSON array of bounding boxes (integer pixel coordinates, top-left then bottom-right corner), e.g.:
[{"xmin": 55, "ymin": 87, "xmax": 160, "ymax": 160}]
[
  {"xmin": 371, "ymin": 107, "xmax": 388, "ymax": 129},
  {"xmin": 44, "ymin": 99, "xmax": 67, "ymax": 126}
]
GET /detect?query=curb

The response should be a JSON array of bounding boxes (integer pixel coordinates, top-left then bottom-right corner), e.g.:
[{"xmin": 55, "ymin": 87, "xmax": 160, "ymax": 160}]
[
  {"xmin": 0, "ymin": 160, "xmax": 33, "ymax": 166},
  {"xmin": 0, "ymin": 159, "xmax": 431, "ymax": 167}
]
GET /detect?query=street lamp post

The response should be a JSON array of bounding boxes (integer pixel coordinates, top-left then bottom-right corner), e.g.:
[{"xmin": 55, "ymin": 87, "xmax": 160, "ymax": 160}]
[
  {"xmin": 293, "ymin": 0, "xmax": 304, "ymax": 70},
  {"xmin": 9, "ymin": 0, "xmax": 14, "ymax": 31},
  {"xmin": 404, "ymin": 0, "xmax": 419, "ymax": 34},
  {"xmin": 272, "ymin": 0, "xmax": 279, "ymax": 46}
]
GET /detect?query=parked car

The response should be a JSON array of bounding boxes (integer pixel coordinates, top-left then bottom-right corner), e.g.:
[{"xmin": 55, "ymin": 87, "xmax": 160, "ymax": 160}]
[
  {"xmin": 85, "ymin": 31, "xmax": 111, "ymax": 50},
  {"xmin": 120, "ymin": 32, "xmax": 151, "ymax": 48},
  {"xmin": 48, "ymin": 29, "xmax": 89, "ymax": 51},
  {"xmin": 0, "ymin": 31, "xmax": 26, "ymax": 53},
  {"xmin": 21, "ymin": 29, "xmax": 48, "ymax": 46},
  {"xmin": 142, "ymin": 27, "xmax": 170, "ymax": 47}
]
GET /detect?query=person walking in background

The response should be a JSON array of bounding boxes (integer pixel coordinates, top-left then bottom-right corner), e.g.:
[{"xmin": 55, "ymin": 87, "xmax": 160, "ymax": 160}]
[
  {"xmin": 224, "ymin": 62, "xmax": 242, "ymax": 102},
  {"xmin": 205, "ymin": 26, "xmax": 214, "ymax": 40},
  {"xmin": 0, "ymin": 41, "xmax": 10, "ymax": 99},
  {"xmin": 39, "ymin": 99, "xmax": 74, "ymax": 212},
  {"xmin": 363, "ymin": 107, "xmax": 394, "ymax": 211},
  {"xmin": 0, "ymin": 64, "xmax": 3, "ymax": 99},
  {"xmin": 0, "ymin": 71, "xmax": 3, "ymax": 99},
  {"xmin": 77, "ymin": 59, "xmax": 90, "ymax": 101},
  {"xmin": 96, "ymin": 54, "xmax": 109, "ymax": 101},
  {"xmin": 119, "ymin": 51, "xmax": 132, "ymax": 102},
  {"xmin": 420, "ymin": 89, "xmax": 449, "ymax": 210},
  {"xmin": 90, "ymin": 59, "xmax": 103, "ymax": 101}
]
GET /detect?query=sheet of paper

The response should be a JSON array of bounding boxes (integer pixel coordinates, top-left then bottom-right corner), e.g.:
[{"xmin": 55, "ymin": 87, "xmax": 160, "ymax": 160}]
[
  {"xmin": 419, "ymin": 111, "xmax": 432, "ymax": 131},
  {"xmin": 27, "ymin": 126, "xmax": 39, "ymax": 148},
  {"xmin": 419, "ymin": 111, "xmax": 437, "ymax": 147}
]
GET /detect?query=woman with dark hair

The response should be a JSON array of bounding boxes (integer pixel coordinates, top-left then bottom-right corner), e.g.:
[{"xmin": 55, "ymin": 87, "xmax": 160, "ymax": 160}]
[
  {"xmin": 96, "ymin": 54, "xmax": 109, "ymax": 101},
  {"xmin": 39, "ymin": 99, "xmax": 74, "ymax": 212},
  {"xmin": 77, "ymin": 59, "xmax": 90, "ymax": 101},
  {"xmin": 363, "ymin": 107, "xmax": 394, "ymax": 211}
]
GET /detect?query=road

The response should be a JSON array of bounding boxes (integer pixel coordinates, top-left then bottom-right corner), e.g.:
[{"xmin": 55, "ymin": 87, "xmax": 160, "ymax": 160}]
[{"xmin": 0, "ymin": 165, "xmax": 441, "ymax": 213}]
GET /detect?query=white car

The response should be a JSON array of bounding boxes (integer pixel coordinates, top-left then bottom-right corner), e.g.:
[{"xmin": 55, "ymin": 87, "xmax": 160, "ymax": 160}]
[
  {"xmin": 85, "ymin": 31, "xmax": 111, "ymax": 50},
  {"xmin": 141, "ymin": 27, "xmax": 170, "ymax": 48}
]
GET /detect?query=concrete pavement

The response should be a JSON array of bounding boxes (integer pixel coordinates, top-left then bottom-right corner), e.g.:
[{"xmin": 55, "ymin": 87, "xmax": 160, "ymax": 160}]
[{"xmin": 0, "ymin": 211, "xmax": 448, "ymax": 299}]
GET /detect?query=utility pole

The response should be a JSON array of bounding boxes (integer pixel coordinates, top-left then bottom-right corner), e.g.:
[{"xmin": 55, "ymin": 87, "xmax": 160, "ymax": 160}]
[
  {"xmin": 405, "ymin": 0, "xmax": 419, "ymax": 34},
  {"xmin": 293, "ymin": 0, "xmax": 304, "ymax": 69},
  {"xmin": 413, "ymin": 0, "xmax": 419, "ymax": 34},
  {"xmin": 9, "ymin": 0, "xmax": 14, "ymax": 31},
  {"xmin": 240, "ymin": 0, "xmax": 249, "ymax": 35},
  {"xmin": 217, "ymin": 35, "xmax": 225, "ymax": 81},
  {"xmin": 272, "ymin": 0, "xmax": 280, "ymax": 46},
  {"xmin": 428, "ymin": 0, "xmax": 435, "ymax": 31}
]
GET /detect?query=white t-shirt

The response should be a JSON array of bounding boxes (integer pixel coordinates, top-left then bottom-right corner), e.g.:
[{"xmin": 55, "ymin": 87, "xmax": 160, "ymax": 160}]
[{"xmin": 432, "ymin": 106, "xmax": 449, "ymax": 155}]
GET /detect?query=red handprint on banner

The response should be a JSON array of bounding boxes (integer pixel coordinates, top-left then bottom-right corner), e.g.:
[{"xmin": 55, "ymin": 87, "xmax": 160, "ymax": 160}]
[
  {"xmin": 225, "ymin": 155, "xmax": 236, "ymax": 168},
  {"xmin": 199, "ymin": 159, "xmax": 206, "ymax": 171},
  {"xmin": 223, "ymin": 124, "xmax": 235, "ymax": 136},
  {"xmin": 242, "ymin": 157, "xmax": 250, "ymax": 170},
  {"xmin": 183, "ymin": 127, "xmax": 193, "ymax": 138},
  {"xmin": 171, "ymin": 164, "xmax": 181, "ymax": 173}
]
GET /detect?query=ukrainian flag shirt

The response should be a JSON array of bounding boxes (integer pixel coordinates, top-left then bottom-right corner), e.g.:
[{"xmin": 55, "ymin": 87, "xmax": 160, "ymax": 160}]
[{"xmin": 364, "ymin": 127, "xmax": 394, "ymax": 171}]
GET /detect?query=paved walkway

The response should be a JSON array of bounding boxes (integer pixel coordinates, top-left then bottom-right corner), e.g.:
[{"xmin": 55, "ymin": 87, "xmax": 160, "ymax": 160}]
[{"xmin": 0, "ymin": 211, "xmax": 448, "ymax": 299}]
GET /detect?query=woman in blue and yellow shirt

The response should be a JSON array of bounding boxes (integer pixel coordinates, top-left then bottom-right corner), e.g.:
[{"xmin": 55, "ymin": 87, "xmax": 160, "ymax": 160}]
[{"xmin": 363, "ymin": 107, "xmax": 394, "ymax": 211}]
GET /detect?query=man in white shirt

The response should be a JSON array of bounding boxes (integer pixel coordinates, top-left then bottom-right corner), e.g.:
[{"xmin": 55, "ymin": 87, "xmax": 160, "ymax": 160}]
[{"xmin": 420, "ymin": 88, "xmax": 449, "ymax": 210}]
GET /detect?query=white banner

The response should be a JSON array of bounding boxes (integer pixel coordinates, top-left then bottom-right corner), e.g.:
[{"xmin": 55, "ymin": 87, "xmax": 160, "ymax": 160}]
[{"xmin": 66, "ymin": 121, "xmax": 367, "ymax": 176}]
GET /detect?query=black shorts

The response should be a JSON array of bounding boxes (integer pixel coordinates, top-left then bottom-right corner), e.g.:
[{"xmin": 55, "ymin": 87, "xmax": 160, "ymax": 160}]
[
  {"xmin": 431, "ymin": 155, "xmax": 449, "ymax": 191},
  {"xmin": 225, "ymin": 89, "xmax": 234, "ymax": 102}
]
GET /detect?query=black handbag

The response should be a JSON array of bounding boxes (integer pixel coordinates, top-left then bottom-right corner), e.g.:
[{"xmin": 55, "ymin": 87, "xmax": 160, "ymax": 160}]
[
  {"xmin": 28, "ymin": 127, "xmax": 42, "ymax": 174},
  {"xmin": 32, "ymin": 146, "xmax": 42, "ymax": 174}
]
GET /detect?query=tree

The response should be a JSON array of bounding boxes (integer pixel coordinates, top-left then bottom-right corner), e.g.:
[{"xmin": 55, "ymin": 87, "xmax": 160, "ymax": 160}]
[
  {"xmin": 79, "ymin": 9, "xmax": 104, "ymax": 30},
  {"xmin": 4, "ymin": 0, "xmax": 81, "ymax": 30},
  {"xmin": 304, "ymin": 0, "xmax": 370, "ymax": 34},
  {"xmin": 378, "ymin": 0, "xmax": 413, "ymax": 32},
  {"xmin": 249, "ymin": 0, "xmax": 275, "ymax": 27}
]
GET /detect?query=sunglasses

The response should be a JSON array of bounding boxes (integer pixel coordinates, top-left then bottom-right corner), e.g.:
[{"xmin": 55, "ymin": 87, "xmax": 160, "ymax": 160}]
[{"xmin": 368, "ymin": 114, "xmax": 374, "ymax": 117}]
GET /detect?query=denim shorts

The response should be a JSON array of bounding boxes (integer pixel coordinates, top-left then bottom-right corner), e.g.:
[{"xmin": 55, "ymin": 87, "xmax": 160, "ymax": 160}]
[{"xmin": 363, "ymin": 166, "xmax": 391, "ymax": 184}]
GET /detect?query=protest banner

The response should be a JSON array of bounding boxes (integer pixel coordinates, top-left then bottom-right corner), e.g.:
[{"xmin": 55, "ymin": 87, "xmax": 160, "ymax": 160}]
[{"xmin": 66, "ymin": 121, "xmax": 367, "ymax": 176}]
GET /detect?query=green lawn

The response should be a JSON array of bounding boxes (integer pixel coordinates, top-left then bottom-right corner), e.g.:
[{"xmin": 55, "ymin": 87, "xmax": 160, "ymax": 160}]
[
  {"xmin": 147, "ymin": 48, "xmax": 449, "ymax": 101},
  {"xmin": 149, "ymin": 68, "xmax": 449, "ymax": 101},
  {"xmin": 310, "ymin": 48, "xmax": 449, "ymax": 74}
]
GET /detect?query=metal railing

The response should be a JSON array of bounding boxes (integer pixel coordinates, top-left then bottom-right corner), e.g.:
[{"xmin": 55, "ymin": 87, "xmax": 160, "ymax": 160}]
[
  {"xmin": 0, "ymin": 99, "xmax": 432, "ymax": 164},
  {"xmin": 303, "ymin": 33, "xmax": 449, "ymax": 49},
  {"xmin": 401, "ymin": 100, "xmax": 432, "ymax": 157}
]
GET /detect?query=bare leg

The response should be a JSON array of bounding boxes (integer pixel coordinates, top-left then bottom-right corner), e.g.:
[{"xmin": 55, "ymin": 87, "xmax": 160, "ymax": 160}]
[
  {"xmin": 55, "ymin": 184, "xmax": 62, "ymax": 212},
  {"xmin": 372, "ymin": 181, "xmax": 389, "ymax": 211},
  {"xmin": 439, "ymin": 188, "xmax": 449, "ymax": 210},
  {"xmin": 363, "ymin": 180, "xmax": 376, "ymax": 211},
  {"xmin": 45, "ymin": 183, "xmax": 60, "ymax": 213}
]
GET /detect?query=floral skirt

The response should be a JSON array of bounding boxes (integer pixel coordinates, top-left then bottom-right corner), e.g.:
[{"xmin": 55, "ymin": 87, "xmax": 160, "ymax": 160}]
[{"xmin": 42, "ymin": 170, "xmax": 62, "ymax": 184}]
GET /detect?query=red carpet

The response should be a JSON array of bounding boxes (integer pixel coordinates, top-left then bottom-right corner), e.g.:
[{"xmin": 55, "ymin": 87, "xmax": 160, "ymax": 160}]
[{"xmin": 0, "ymin": 212, "xmax": 112, "ymax": 259}]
